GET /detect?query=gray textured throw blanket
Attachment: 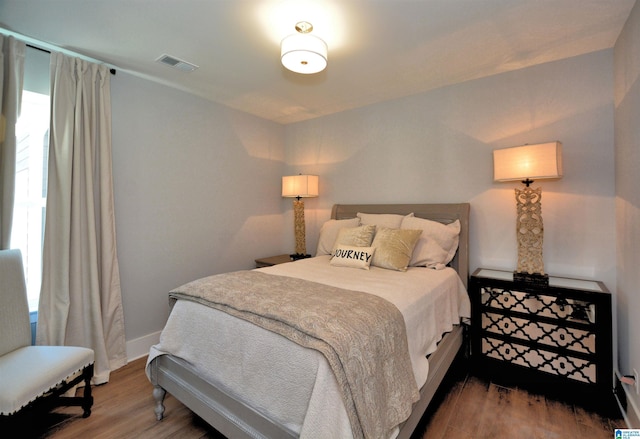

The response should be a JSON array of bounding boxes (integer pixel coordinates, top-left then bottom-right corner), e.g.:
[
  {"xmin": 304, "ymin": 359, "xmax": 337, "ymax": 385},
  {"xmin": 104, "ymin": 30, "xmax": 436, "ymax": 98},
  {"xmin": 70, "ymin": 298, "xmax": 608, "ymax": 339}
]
[{"xmin": 169, "ymin": 270, "xmax": 419, "ymax": 439}]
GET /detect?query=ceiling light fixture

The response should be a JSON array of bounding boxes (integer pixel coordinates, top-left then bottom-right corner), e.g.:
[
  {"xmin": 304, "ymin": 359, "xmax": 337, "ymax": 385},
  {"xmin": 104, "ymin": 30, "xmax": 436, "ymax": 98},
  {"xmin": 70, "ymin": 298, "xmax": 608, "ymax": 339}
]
[{"xmin": 281, "ymin": 21, "xmax": 327, "ymax": 74}]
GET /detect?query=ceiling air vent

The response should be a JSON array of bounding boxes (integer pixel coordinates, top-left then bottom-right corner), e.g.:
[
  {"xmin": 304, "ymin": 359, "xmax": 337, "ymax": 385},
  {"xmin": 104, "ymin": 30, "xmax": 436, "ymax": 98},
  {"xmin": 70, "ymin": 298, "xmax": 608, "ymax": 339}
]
[{"xmin": 155, "ymin": 54, "xmax": 199, "ymax": 72}]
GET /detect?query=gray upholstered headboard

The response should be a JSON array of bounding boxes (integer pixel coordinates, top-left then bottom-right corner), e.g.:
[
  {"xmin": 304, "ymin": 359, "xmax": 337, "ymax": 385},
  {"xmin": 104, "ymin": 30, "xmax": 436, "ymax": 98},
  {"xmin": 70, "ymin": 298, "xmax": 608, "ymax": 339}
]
[{"xmin": 331, "ymin": 203, "xmax": 470, "ymax": 289}]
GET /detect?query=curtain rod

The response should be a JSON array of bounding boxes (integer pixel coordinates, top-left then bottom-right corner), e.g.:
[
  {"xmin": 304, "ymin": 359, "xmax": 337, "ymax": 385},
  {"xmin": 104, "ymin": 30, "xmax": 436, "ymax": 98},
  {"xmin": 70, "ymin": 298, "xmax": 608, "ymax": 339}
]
[
  {"xmin": 26, "ymin": 43, "xmax": 116, "ymax": 75},
  {"xmin": 0, "ymin": 28, "xmax": 117, "ymax": 75}
]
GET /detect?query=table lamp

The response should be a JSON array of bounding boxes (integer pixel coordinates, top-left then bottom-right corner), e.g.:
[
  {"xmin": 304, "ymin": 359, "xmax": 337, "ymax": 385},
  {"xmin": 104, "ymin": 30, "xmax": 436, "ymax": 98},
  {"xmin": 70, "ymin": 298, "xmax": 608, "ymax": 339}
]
[
  {"xmin": 282, "ymin": 174, "xmax": 319, "ymax": 260},
  {"xmin": 493, "ymin": 142, "xmax": 563, "ymax": 286}
]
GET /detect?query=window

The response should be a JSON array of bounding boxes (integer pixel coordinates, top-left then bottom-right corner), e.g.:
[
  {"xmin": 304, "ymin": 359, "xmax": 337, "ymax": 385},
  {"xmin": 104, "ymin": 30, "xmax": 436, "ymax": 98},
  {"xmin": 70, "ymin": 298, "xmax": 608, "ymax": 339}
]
[
  {"xmin": 10, "ymin": 46, "xmax": 50, "ymax": 312},
  {"xmin": 12, "ymin": 91, "xmax": 49, "ymax": 311}
]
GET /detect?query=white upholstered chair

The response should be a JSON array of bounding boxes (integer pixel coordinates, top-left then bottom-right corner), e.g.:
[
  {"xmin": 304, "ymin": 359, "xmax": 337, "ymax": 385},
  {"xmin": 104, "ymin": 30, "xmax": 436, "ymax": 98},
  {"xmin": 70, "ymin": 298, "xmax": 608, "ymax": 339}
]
[{"xmin": 0, "ymin": 249, "xmax": 94, "ymax": 418}]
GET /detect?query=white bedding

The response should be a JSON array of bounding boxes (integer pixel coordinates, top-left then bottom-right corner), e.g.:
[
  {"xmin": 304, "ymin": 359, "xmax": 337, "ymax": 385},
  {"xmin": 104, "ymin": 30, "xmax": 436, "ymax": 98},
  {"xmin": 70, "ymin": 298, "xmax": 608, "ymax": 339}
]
[{"xmin": 147, "ymin": 255, "xmax": 470, "ymax": 438}]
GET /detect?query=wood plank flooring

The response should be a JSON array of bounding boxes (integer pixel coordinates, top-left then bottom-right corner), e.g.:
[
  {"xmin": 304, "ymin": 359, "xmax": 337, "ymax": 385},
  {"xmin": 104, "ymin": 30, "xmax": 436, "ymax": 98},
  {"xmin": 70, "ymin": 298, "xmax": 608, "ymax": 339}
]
[{"xmin": 1, "ymin": 356, "xmax": 624, "ymax": 439}]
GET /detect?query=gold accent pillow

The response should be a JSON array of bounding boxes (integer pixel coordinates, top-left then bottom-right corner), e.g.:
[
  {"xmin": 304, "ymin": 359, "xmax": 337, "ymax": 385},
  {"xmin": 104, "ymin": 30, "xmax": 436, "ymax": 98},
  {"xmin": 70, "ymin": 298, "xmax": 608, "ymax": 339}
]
[
  {"xmin": 331, "ymin": 225, "xmax": 376, "ymax": 255},
  {"xmin": 371, "ymin": 227, "xmax": 422, "ymax": 272}
]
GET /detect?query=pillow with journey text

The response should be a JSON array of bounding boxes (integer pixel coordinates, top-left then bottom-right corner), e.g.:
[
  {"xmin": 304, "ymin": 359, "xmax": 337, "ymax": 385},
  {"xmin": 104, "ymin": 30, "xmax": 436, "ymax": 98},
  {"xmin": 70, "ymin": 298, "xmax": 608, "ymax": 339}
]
[{"xmin": 330, "ymin": 245, "xmax": 376, "ymax": 270}]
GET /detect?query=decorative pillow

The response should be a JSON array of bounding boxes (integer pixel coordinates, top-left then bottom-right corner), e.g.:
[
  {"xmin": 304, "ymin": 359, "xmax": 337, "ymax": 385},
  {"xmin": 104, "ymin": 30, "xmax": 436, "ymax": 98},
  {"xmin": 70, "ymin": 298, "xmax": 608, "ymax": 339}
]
[
  {"xmin": 331, "ymin": 225, "xmax": 376, "ymax": 255},
  {"xmin": 356, "ymin": 212, "xmax": 414, "ymax": 229},
  {"xmin": 330, "ymin": 245, "xmax": 375, "ymax": 270},
  {"xmin": 401, "ymin": 216, "xmax": 461, "ymax": 267},
  {"xmin": 315, "ymin": 218, "xmax": 361, "ymax": 256},
  {"xmin": 370, "ymin": 227, "xmax": 422, "ymax": 272}
]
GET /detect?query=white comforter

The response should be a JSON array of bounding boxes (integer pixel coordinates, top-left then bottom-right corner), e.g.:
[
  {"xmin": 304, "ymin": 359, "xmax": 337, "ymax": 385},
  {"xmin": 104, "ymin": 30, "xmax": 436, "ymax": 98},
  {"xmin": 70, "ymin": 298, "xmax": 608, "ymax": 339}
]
[{"xmin": 147, "ymin": 255, "xmax": 470, "ymax": 438}]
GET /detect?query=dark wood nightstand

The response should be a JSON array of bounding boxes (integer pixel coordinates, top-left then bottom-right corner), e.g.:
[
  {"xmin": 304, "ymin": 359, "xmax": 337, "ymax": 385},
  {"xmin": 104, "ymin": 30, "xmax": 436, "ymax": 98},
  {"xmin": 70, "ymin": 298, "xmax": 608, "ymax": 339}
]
[
  {"xmin": 254, "ymin": 254, "xmax": 293, "ymax": 268},
  {"xmin": 470, "ymin": 268, "xmax": 614, "ymax": 413}
]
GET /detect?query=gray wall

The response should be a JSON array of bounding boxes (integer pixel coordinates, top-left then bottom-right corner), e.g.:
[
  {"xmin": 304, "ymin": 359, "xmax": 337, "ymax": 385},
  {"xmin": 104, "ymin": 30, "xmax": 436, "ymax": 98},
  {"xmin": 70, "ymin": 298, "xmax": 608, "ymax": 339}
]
[
  {"xmin": 111, "ymin": 73, "xmax": 287, "ymax": 343},
  {"xmin": 615, "ymin": 0, "xmax": 640, "ymax": 424},
  {"xmin": 287, "ymin": 50, "xmax": 616, "ymax": 293}
]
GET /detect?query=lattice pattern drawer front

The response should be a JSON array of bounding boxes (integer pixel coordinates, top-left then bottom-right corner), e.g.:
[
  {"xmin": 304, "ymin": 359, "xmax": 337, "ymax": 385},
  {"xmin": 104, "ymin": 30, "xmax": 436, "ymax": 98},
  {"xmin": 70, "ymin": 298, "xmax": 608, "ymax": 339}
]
[
  {"xmin": 481, "ymin": 287, "xmax": 595, "ymax": 324},
  {"xmin": 482, "ymin": 337, "xmax": 596, "ymax": 383},
  {"xmin": 482, "ymin": 312, "xmax": 595, "ymax": 354}
]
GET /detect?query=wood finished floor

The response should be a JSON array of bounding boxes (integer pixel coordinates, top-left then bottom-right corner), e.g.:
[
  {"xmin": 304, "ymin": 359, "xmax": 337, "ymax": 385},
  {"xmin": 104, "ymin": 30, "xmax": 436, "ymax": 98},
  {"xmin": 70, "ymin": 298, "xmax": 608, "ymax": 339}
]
[{"xmin": 1, "ymin": 356, "xmax": 625, "ymax": 439}]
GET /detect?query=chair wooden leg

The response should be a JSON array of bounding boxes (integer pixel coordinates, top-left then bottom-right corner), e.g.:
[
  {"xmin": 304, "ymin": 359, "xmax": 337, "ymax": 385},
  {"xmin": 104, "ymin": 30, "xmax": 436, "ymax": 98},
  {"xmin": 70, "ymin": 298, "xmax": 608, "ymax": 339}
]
[{"xmin": 81, "ymin": 364, "xmax": 94, "ymax": 418}]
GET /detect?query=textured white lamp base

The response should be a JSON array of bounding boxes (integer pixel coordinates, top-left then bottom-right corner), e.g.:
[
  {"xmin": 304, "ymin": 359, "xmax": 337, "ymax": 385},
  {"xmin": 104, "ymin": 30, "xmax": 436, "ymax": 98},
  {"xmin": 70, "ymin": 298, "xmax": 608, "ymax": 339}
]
[
  {"xmin": 292, "ymin": 199, "xmax": 309, "ymax": 258},
  {"xmin": 515, "ymin": 186, "xmax": 548, "ymax": 286}
]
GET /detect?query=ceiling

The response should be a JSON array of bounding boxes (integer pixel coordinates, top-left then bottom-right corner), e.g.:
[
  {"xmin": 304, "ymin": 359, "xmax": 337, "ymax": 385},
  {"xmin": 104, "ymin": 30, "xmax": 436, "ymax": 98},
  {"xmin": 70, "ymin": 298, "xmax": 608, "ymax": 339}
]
[{"xmin": 0, "ymin": 0, "xmax": 636, "ymax": 124}]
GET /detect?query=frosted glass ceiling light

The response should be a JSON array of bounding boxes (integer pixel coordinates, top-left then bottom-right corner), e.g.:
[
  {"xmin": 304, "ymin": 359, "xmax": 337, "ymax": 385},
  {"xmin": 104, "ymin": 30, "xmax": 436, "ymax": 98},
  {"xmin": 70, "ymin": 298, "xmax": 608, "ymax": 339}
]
[{"xmin": 281, "ymin": 21, "xmax": 327, "ymax": 74}]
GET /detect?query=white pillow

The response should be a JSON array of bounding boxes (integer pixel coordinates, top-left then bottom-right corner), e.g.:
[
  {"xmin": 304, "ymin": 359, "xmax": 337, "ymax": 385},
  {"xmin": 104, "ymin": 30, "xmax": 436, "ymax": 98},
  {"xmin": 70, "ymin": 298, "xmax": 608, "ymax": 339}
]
[
  {"xmin": 357, "ymin": 212, "xmax": 414, "ymax": 229},
  {"xmin": 401, "ymin": 216, "xmax": 460, "ymax": 267},
  {"xmin": 330, "ymin": 245, "xmax": 375, "ymax": 270},
  {"xmin": 315, "ymin": 218, "xmax": 360, "ymax": 256}
]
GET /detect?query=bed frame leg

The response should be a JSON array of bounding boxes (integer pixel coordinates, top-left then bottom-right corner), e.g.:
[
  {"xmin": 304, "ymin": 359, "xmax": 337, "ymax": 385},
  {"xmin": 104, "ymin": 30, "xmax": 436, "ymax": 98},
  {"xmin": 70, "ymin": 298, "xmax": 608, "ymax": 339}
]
[{"xmin": 153, "ymin": 385, "xmax": 166, "ymax": 420}]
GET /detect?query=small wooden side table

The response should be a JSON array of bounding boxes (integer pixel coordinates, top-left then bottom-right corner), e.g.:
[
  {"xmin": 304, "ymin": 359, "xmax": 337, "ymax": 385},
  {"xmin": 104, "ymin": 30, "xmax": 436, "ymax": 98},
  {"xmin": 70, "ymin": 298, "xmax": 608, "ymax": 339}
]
[{"xmin": 254, "ymin": 254, "xmax": 293, "ymax": 268}]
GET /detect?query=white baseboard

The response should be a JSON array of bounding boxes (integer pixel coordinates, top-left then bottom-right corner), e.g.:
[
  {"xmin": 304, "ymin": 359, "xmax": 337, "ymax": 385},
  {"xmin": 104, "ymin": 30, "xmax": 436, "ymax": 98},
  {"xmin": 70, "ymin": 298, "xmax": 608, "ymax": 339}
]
[
  {"xmin": 615, "ymin": 370, "xmax": 640, "ymax": 428},
  {"xmin": 126, "ymin": 330, "xmax": 161, "ymax": 362}
]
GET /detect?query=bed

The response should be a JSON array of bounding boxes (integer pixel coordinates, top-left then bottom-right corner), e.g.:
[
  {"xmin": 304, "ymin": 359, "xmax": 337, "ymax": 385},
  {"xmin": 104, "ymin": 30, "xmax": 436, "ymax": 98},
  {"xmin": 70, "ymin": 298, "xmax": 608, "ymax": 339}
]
[{"xmin": 146, "ymin": 203, "xmax": 470, "ymax": 439}]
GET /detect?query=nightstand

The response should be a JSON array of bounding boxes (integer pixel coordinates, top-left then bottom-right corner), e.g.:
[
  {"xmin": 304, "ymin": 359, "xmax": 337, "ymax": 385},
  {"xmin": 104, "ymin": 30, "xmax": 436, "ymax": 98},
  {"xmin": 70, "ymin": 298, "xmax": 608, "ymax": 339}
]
[
  {"xmin": 254, "ymin": 254, "xmax": 293, "ymax": 268},
  {"xmin": 470, "ymin": 268, "xmax": 613, "ymax": 412}
]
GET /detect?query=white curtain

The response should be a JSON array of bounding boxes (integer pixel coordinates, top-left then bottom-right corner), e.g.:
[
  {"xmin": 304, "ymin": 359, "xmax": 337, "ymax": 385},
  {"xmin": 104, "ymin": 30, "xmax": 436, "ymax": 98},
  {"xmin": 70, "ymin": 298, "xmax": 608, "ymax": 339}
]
[
  {"xmin": 0, "ymin": 35, "xmax": 25, "ymax": 249},
  {"xmin": 37, "ymin": 52, "xmax": 126, "ymax": 384}
]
